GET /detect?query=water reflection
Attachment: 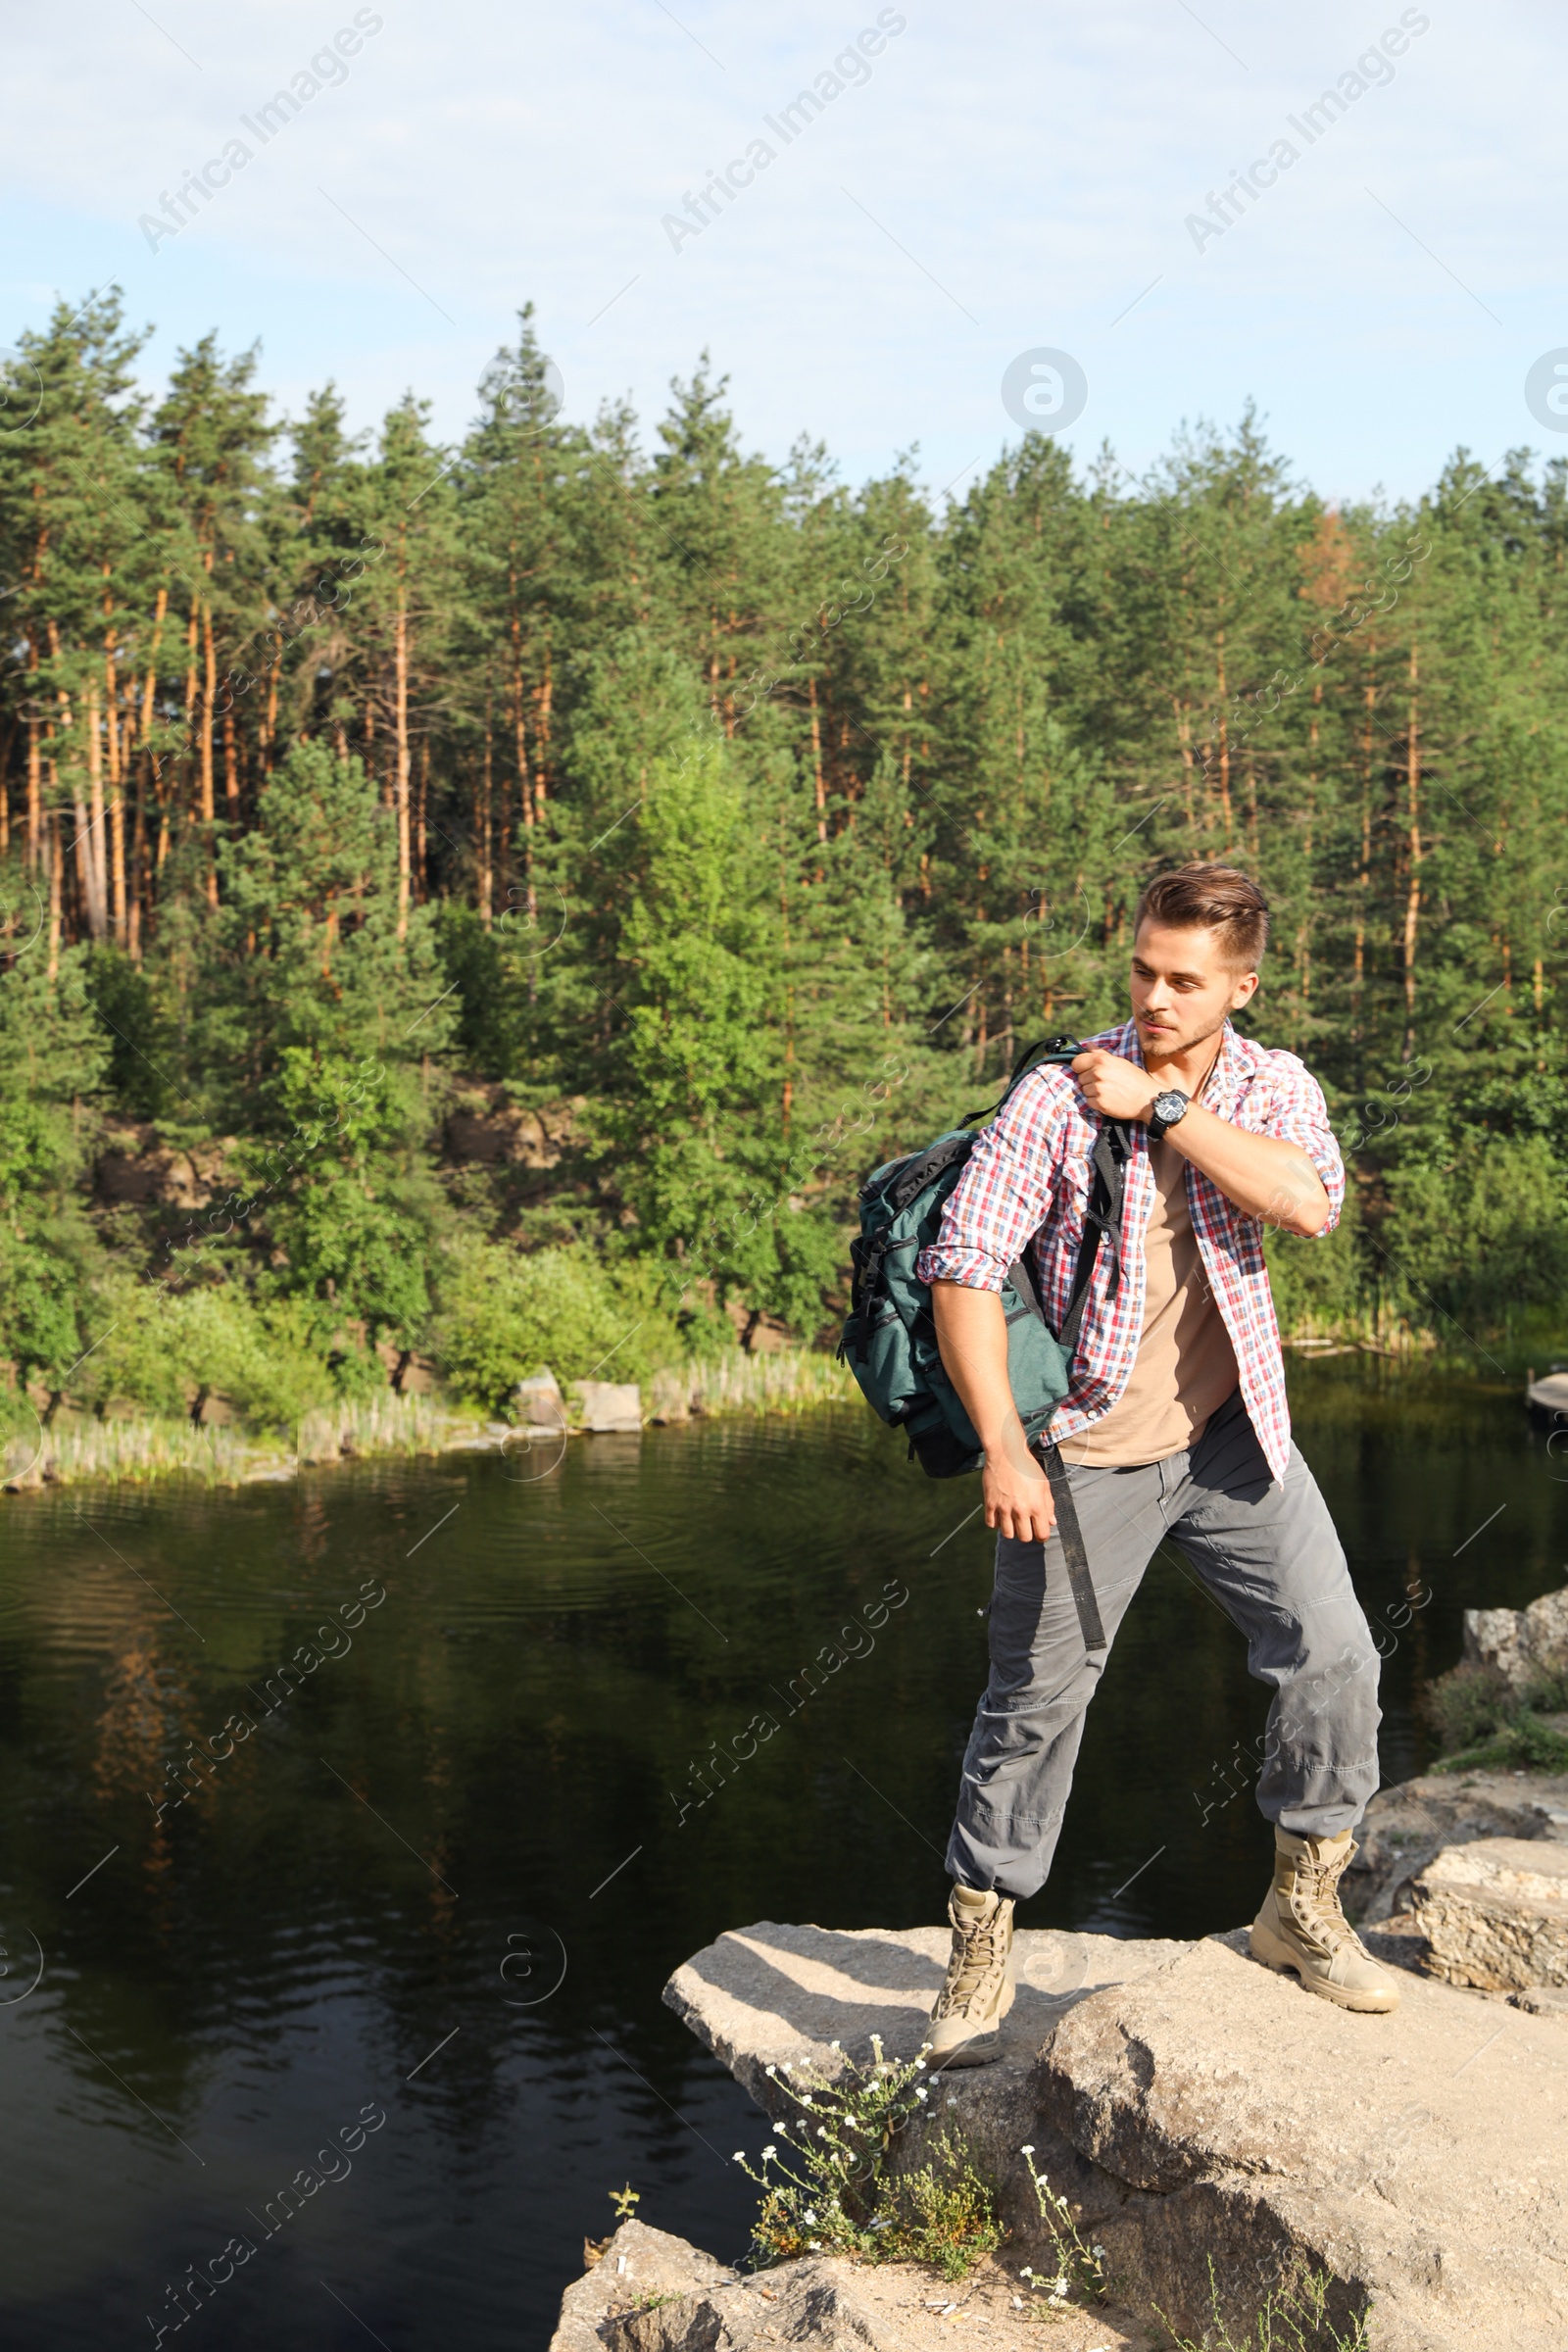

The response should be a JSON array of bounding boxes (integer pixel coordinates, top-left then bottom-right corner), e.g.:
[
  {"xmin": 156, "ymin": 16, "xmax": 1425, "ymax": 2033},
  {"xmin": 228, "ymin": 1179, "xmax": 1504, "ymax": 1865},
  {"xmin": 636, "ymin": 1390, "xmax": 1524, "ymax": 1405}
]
[{"xmin": 0, "ymin": 1361, "xmax": 1561, "ymax": 2347}]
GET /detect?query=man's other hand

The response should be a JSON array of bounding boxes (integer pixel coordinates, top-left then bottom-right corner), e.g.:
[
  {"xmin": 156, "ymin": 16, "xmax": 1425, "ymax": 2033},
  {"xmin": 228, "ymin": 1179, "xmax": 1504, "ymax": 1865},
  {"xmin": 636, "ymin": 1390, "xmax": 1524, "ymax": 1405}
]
[
  {"xmin": 1071, "ymin": 1047, "xmax": 1157, "ymax": 1122},
  {"xmin": 981, "ymin": 1423, "xmax": 1056, "ymax": 1544}
]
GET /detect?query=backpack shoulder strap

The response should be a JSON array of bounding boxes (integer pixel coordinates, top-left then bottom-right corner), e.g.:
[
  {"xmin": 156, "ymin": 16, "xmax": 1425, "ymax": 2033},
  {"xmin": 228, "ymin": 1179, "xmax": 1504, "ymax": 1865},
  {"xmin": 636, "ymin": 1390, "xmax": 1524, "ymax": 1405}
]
[{"xmin": 1054, "ymin": 1116, "xmax": 1130, "ymax": 1353}]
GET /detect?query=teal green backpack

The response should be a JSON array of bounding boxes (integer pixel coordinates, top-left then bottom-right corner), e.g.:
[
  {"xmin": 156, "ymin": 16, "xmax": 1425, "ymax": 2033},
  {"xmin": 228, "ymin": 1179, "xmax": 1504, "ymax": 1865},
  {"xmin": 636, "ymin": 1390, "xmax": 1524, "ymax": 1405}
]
[{"xmin": 839, "ymin": 1038, "xmax": 1128, "ymax": 1646}]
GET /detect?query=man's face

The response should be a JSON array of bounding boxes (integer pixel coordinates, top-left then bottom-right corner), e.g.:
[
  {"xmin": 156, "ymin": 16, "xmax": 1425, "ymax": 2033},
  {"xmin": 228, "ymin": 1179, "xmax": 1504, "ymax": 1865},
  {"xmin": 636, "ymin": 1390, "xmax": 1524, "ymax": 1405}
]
[{"xmin": 1129, "ymin": 919, "xmax": 1259, "ymax": 1064}]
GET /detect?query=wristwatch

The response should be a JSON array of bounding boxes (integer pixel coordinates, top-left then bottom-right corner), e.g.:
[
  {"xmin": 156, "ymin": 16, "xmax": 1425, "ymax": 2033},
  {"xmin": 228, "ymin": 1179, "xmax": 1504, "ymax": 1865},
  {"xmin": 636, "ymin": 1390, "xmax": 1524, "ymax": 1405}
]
[{"xmin": 1148, "ymin": 1088, "xmax": 1190, "ymax": 1144}]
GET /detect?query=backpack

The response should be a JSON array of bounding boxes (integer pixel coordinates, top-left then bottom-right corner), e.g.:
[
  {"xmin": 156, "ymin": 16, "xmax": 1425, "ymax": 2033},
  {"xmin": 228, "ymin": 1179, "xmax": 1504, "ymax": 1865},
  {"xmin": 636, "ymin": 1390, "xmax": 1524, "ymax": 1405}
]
[{"xmin": 839, "ymin": 1036, "xmax": 1130, "ymax": 1648}]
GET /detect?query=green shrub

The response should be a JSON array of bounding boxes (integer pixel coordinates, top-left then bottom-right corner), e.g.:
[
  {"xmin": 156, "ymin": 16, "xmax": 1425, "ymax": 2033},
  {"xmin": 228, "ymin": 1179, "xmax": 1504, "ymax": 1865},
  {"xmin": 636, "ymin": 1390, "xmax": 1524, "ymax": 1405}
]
[
  {"xmin": 1422, "ymin": 1658, "xmax": 1568, "ymax": 1775},
  {"xmin": 86, "ymin": 1279, "xmax": 334, "ymax": 1430},
  {"xmin": 1381, "ymin": 1134, "xmax": 1568, "ymax": 1327},
  {"xmin": 431, "ymin": 1238, "xmax": 684, "ymax": 1410},
  {"xmin": 1263, "ymin": 1187, "xmax": 1367, "ymax": 1341}
]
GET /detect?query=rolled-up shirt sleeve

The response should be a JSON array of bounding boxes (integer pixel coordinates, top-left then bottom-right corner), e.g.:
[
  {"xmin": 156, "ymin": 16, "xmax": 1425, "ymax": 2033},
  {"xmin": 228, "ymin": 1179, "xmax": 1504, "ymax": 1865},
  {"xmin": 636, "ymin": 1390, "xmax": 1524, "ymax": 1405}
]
[
  {"xmin": 1260, "ymin": 1063, "xmax": 1346, "ymax": 1235},
  {"xmin": 914, "ymin": 1074, "xmax": 1068, "ymax": 1291}
]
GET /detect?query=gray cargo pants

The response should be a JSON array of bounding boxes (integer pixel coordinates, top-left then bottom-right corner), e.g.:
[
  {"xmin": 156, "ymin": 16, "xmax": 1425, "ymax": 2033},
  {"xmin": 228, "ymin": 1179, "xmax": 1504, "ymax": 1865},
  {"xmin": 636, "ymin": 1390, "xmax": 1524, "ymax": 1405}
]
[{"xmin": 946, "ymin": 1388, "xmax": 1381, "ymax": 1899}]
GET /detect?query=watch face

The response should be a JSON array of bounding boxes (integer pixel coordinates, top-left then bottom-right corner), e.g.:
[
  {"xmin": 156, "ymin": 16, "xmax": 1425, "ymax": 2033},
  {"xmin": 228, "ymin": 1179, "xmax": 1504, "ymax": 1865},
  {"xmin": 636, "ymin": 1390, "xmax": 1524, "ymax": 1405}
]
[{"xmin": 1154, "ymin": 1091, "xmax": 1187, "ymax": 1122}]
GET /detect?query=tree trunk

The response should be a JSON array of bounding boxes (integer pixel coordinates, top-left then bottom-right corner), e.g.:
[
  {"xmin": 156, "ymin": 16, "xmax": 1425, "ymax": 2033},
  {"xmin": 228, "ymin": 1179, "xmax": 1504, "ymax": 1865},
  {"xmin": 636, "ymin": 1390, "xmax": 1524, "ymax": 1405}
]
[
  {"xmin": 83, "ymin": 676, "xmax": 108, "ymax": 940},
  {"xmin": 808, "ymin": 675, "xmax": 827, "ymax": 854},
  {"xmin": 198, "ymin": 600, "xmax": 217, "ymax": 905},
  {"xmin": 1213, "ymin": 629, "xmax": 1233, "ymax": 846},
  {"xmin": 478, "ymin": 685, "xmax": 494, "ymax": 926},
  {"xmin": 46, "ymin": 806, "xmax": 61, "ymax": 982},
  {"xmin": 416, "ymin": 736, "xmax": 428, "ymax": 901},
  {"xmin": 1352, "ymin": 671, "xmax": 1373, "ymax": 1055},
  {"xmin": 512, "ymin": 631, "xmax": 536, "ymax": 919},
  {"xmin": 105, "ymin": 648, "xmax": 126, "ymax": 943},
  {"xmin": 1400, "ymin": 637, "xmax": 1421, "ymax": 1063},
  {"xmin": 394, "ymin": 587, "xmax": 411, "ymax": 940},
  {"xmin": 128, "ymin": 751, "xmax": 148, "ymax": 961},
  {"xmin": 25, "ymin": 708, "xmax": 40, "ymax": 870}
]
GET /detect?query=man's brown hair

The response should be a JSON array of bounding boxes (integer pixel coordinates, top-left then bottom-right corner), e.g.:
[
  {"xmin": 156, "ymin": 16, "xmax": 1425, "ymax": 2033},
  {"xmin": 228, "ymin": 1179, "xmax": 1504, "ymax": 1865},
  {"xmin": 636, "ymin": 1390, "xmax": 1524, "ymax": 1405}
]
[{"xmin": 1134, "ymin": 861, "xmax": 1269, "ymax": 970}]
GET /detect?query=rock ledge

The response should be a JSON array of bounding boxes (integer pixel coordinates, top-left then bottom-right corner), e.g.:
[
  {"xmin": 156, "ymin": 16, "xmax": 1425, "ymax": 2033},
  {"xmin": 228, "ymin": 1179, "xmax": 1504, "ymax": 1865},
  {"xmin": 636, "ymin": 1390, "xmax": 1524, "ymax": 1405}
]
[{"xmin": 656, "ymin": 1916, "xmax": 1568, "ymax": 2351}]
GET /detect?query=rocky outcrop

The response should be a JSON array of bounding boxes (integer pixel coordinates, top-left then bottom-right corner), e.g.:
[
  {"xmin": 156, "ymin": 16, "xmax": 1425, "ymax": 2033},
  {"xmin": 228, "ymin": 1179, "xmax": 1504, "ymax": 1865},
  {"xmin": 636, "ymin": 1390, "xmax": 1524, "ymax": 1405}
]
[
  {"xmin": 1407, "ymin": 1837, "xmax": 1568, "ymax": 1990},
  {"xmin": 1461, "ymin": 1585, "xmax": 1568, "ymax": 1689},
  {"xmin": 1343, "ymin": 1766, "xmax": 1568, "ymax": 1923},
  {"xmin": 549, "ymin": 2219, "xmax": 1142, "ymax": 2351},
  {"xmin": 657, "ymin": 1916, "xmax": 1568, "ymax": 2351}
]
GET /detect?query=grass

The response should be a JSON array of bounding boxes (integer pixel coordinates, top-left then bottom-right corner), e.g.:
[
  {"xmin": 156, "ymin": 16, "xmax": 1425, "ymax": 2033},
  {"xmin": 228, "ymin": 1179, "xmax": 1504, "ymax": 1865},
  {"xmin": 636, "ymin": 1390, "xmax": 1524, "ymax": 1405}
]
[
  {"xmin": 1422, "ymin": 1659, "xmax": 1568, "ymax": 1777},
  {"xmin": 1, "ymin": 1348, "xmax": 864, "ymax": 1494},
  {"xmin": 1432, "ymin": 1715, "xmax": 1568, "ymax": 1776},
  {"xmin": 649, "ymin": 1350, "xmax": 861, "ymax": 1420},
  {"xmin": 736, "ymin": 2039, "xmax": 1001, "ymax": 2281},
  {"xmin": 1, "ymin": 1393, "xmax": 492, "ymax": 1493},
  {"xmin": 1157, "ymin": 2257, "xmax": 1370, "ymax": 2350}
]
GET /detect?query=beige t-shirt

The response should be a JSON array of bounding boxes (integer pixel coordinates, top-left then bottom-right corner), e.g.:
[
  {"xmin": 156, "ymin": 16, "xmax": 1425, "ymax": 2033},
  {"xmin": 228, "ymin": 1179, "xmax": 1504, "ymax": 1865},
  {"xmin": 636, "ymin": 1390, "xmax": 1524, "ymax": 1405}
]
[{"xmin": 1055, "ymin": 1138, "xmax": 1239, "ymax": 1467}]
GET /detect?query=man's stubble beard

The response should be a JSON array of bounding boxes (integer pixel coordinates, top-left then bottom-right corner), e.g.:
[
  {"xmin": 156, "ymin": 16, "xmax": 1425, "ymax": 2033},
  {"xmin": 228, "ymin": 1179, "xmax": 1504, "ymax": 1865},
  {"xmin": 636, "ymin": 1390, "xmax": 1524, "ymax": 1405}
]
[{"xmin": 1138, "ymin": 1004, "xmax": 1229, "ymax": 1071}]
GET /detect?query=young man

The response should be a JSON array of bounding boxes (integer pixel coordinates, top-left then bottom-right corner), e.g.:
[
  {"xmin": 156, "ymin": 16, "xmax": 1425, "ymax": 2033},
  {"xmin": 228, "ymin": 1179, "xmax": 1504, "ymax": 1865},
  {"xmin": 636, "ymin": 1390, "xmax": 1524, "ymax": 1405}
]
[{"xmin": 916, "ymin": 862, "xmax": 1396, "ymax": 2065}]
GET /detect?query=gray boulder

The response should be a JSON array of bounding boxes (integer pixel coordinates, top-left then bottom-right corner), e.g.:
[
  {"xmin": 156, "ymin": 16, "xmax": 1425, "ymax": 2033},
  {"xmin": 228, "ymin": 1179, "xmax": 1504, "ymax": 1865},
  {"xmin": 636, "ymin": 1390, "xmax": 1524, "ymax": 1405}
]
[
  {"xmin": 549, "ymin": 2218, "xmax": 1145, "ymax": 2350},
  {"xmin": 1344, "ymin": 1766, "xmax": 1568, "ymax": 1924},
  {"xmin": 515, "ymin": 1368, "xmax": 566, "ymax": 1427},
  {"xmin": 1407, "ymin": 1837, "xmax": 1568, "ymax": 1990},
  {"xmin": 661, "ymin": 1918, "xmax": 1568, "ymax": 2350},
  {"xmin": 1461, "ymin": 1582, "xmax": 1568, "ymax": 1689},
  {"xmin": 569, "ymin": 1379, "xmax": 642, "ymax": 1433}
]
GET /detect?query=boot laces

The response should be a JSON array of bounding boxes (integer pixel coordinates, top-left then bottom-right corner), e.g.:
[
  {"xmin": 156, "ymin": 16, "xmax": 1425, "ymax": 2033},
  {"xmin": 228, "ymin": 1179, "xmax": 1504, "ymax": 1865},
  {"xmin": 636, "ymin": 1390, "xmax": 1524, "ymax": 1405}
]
[
  {"xmin": 935, "ymin": 1906, "xmax": 1006, "ymax": 2019},
  {"xmin": 1289, "ymin": 1851, "xmax": 1356, "ymax": 1952}
]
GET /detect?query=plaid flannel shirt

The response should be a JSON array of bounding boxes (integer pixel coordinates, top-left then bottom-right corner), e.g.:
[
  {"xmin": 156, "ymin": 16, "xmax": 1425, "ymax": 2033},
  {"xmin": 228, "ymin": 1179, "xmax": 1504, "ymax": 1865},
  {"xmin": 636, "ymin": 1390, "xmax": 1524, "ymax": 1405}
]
[{"xmin": 915, "ymin": 1018, "xmax": 1344, "ymax": 1484}]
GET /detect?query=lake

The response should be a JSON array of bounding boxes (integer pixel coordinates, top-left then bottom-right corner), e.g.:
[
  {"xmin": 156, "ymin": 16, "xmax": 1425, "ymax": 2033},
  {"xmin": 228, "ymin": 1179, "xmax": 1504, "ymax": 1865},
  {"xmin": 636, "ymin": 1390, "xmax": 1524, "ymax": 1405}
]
[{"xmin": 0, "ymin": 1361, "xmax": 1563, "ymax": 2348}]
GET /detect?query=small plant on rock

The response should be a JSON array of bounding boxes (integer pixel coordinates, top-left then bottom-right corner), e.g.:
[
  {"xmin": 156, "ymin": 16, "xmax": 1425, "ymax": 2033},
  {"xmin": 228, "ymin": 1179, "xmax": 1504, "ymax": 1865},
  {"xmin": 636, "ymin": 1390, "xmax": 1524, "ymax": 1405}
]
[
  {"xmin": 1015, "ymin": 2145, "xmax": 1110, "ymax": 2316},
  {"xmin": 583, "ymin": 2181, "xmax": 640, "ymax": 2269},
  {"xmin": 734, "ymin": 2035, "xmax": 1001, "ymax": 2280},
  {"xmin": 1157, "ymin": 2255, "xmax": 1370, "ymax": 2350}
]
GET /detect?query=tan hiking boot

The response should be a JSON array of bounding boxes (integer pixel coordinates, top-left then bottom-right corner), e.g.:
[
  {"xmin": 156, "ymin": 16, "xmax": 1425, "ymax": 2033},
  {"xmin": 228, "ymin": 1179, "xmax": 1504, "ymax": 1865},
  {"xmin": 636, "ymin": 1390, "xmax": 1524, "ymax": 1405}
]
[
  {"xmin": 924, "ymin": 1884, "xmax": 1016, "ymax": 2068},
  {"xmin": 1250, "ymin": 1829, "xmax": 1399, "ymax": 2014}
]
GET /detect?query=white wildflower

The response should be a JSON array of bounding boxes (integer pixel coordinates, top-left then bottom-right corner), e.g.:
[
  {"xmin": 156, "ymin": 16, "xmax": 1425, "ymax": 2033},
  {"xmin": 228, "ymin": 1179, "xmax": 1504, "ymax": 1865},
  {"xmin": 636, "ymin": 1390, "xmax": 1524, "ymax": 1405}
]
[
  {"xmin": 733, "ymin": 2150, "xmax": 745, "ymax": 2161},
  {"xmin": 760, "ymin": 2146, "xmax": 777, "ymax": 2163},
  {"xmin": 803, "ymin": 2209, "xmax": 817, "ymax": 2224},
  {"xmin": 1019, "ymin": 2143, "xmax": 1034, "ymax": 2156}
]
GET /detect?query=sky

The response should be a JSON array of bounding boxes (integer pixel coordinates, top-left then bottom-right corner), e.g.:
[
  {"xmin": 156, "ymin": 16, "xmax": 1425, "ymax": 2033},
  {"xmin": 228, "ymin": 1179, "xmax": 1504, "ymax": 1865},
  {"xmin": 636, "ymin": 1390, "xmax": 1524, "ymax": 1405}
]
[{"xmin": 4, "ymin": 0, "xmax": 1566, "ymax": 509}]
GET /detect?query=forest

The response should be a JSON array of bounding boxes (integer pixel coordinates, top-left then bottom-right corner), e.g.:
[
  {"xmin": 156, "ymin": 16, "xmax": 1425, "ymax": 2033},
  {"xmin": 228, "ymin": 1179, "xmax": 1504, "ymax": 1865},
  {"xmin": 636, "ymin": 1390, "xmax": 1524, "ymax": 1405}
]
[{"xmin": 1, "ymin": 286, "xmax": 1565, "ymax": 1442}]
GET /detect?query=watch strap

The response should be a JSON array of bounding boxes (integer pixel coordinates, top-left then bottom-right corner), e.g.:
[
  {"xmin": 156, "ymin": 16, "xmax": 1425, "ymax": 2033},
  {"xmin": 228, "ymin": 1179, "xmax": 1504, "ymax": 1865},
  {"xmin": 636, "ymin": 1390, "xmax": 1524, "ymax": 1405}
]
[{"xmin": 1148, "ymin": 1089, "xmax": 1189, "ymax": 1145}]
